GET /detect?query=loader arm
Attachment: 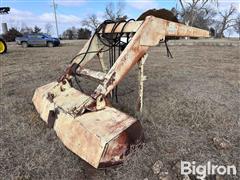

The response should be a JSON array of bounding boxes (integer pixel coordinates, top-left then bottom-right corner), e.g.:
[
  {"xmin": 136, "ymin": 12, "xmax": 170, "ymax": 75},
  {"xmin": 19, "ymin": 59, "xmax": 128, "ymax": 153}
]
[
  {"xmin": 72, "ymin": 16, "xmax": 208, "ymax": 72},
  {"xmin": 72, "ymin": 16, "xmax": 209, "ymax": 98},
  {"xmin": 59, "ymin": 15, "xmax": 209, "ymax": 113},
  {"xmin": 69, "ymin": 21, "xmax": 143, "ymax": 68}
]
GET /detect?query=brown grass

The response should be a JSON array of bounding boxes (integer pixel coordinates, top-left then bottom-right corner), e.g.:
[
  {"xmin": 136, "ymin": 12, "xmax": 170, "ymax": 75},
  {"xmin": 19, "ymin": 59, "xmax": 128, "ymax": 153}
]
[{"xmin": 0, "ymin": 41, "xmax": 239, "ymax": 179}]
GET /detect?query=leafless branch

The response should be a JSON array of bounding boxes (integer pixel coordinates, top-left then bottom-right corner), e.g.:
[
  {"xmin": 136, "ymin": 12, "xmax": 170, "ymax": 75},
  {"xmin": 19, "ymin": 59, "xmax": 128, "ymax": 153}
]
[
  {"xmin": 215, "ymin": 4, "xmax": 237, "ymax": 38},
  {"xmin": 82, "ymin": 14, "xmax": 100, "ymax": 31},
  {"xmin": 104, "ymin": 1, "xmax": 126, "ymax": 20},
  {"xmin": 178, "ymin": 0, "xmax": 218, "ymax": 26},
  {"xmin": 179, "ymin": 0, "xmax": 186, "ymax": 14}
]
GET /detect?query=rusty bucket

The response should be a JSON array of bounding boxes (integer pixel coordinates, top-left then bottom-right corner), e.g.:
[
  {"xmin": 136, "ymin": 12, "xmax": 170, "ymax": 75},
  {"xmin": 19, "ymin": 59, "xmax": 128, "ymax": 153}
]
[{"xmin": 32, "ymin": 82, "xmax": 143, "ymax": 168}]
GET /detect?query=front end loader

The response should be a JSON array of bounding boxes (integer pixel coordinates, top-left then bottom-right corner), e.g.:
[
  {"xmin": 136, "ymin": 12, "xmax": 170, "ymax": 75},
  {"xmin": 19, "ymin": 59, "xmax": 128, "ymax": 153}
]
[{"xmin": 32, "ymin": 16, "xmax": 209, "ymax": 168}]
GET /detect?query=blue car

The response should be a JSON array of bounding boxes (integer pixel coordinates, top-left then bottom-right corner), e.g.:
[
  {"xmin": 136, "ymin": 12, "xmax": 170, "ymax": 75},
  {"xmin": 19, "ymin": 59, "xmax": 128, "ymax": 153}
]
[{"xmin": 16, "ymin": 34, "xmax": 60, "ymax": 48}]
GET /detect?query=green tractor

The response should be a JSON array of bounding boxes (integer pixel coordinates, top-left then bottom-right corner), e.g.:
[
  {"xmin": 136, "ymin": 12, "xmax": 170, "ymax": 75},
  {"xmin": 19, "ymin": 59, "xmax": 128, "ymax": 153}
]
[
  {"xmin": 0, "ymin": 36, "xmax": 7, "ymax": 54},
  {"xmin": 0, "ymin": 7, "xmax": 10, "ymax": 54}
]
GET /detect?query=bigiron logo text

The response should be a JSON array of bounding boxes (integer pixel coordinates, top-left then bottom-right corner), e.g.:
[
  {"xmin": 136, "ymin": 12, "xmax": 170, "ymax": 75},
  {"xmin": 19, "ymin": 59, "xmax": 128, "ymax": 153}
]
[{"xmin": 181, "ymin": 161, "xmax": 237, "ymax": 180}]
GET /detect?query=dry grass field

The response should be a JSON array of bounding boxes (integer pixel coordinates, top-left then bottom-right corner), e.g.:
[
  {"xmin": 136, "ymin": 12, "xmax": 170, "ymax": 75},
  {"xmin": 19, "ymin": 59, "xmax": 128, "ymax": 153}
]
[{"xmin": 0, "ymin": 40, "xmax": 239, "ymax": 179}]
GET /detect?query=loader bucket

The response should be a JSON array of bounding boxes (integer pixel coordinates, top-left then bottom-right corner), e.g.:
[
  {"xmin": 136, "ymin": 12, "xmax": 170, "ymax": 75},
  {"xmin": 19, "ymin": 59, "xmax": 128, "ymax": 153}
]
[
  {"xmin": 32, "ymin": 16, "xmax": 209, "ymax": 168},
  {"xmin": 32, "ymin": 82, "xmax": 143, "ymax": 168}
]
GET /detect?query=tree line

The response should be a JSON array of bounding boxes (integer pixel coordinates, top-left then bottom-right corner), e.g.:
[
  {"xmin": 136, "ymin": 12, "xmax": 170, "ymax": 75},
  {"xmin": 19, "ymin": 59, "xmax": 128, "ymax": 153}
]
[
  {"xmin": 178, "ymin": 0, "xmax": 239, "ymax": 38},
  {"xmin": 3, "ymin": 23, "xmax": 92, "ymax": 42},
  {"xmin": 3, "ymin": 1, "xmax": 240, "ymax": 42},
  {"xmin": 81, "ymin": 1, "xmax": 240, "ymax": 39},
  {"xmin": 61, "ymin": 27, "xmax": 91, "ymax": 40}
]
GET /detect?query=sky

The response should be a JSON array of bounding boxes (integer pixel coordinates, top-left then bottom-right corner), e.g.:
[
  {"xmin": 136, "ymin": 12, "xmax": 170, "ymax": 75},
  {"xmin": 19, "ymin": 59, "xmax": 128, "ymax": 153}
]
[{"xmin": 0, "ymin": 0, "xmax": 239, "ymax": 37}]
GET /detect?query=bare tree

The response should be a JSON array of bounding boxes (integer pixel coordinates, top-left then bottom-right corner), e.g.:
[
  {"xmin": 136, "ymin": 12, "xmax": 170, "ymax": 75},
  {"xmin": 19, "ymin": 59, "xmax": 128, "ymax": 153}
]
[
  {"xmin": 45, "ymin": 23, "xmax": 53, "ymax": 35},
  {"xmin": 188, "ymin": 5, "xmax": 217, "ymax": 30},
  {"xmin": 62, "ymin": 26, "xmax": 82, "ymax": 39},
  {"xmin": 9, "ymin": 20, "xmax": 21, "ymax": 31},
  {"xmin": 33, "ymin": 25, "xmax": 41, "ymax": 34},
  {"xmin": 179, "ymin": 0, "xmax": 218, "ymax": 26},
  {"xmin": 226, "ymin": 28, "xmax": 234, "ymax": 39},
  {"xmin": 216, "ymin": 4, "xmax": 237, "ymax": 38},
  {"xmin": 3, "ymin": 27, "xmax": 22, "ymax": 42},
  {"xmin": 20, "ymin": 25, "xmax": 33, "ymax": 34},
  {"xmin": 77, "ymin": 28, "xmax": 91, "ymax": 39},
  {"xmin": 82, "ymin": 14, "xmax": 100, "ymax": 31},
  {"xmin": 82, "ymin": 1, "xmax": 127, "ymax": 31},
  {"xmin": 104, "ymin": 1, "xmax": 127, "ymax": 20},
  {"xmin": 62, "ymin": 28, "xmax": 74, "ymax": 39},
  {"xmin": 233, "ymin": 14, "xmax": 240, "ymax": 39}
]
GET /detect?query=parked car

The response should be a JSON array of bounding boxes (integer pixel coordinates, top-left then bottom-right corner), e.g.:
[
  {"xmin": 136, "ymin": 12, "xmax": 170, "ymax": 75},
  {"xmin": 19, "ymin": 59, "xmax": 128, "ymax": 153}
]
[
  {"xmin": 16, "ymin": 34, "xmax": 60, "ymax": 48},
  {"xmin": 0, "ymin": 35, "xmax": 7, "ymax": 54}
]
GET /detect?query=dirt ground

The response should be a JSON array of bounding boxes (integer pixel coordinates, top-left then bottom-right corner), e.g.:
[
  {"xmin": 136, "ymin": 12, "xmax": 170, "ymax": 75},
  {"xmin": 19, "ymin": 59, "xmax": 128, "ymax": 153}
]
[{"xmin": 0, "ymin": 41, "xmax": 239, "ymax": 180}]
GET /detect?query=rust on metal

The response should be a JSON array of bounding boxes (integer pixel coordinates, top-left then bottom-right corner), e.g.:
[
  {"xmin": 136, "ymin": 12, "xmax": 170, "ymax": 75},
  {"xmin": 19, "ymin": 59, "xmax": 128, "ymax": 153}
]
[
  {"xmin": 32, "ymin": 15, "xmax": 209, "ymax": 168},
  {"xmin": 77, "ymin": 68, "xmax": 106, "ymax": 82},
  {"xmin": 33, "ymin": 83, "xmax": 142, "ymax": 167},
  {"xmin": 93, "ymin": 16, "xmax": 209, "ymax": 99},
  {"xmin": 99, "ymin": 20, "xmax": 143, "ymax": 34}
]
